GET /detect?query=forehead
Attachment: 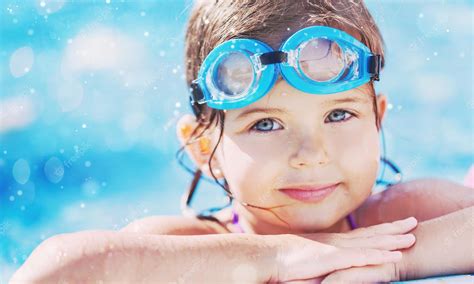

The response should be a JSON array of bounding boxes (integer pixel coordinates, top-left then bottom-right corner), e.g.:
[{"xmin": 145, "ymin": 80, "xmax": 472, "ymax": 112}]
[{"xmin": 253, "ymin": 80, "xmax": 370, "ymax": 108}]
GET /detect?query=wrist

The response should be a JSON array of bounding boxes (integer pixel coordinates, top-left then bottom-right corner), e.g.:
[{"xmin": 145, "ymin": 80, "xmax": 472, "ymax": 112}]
[
  {"xmin": 254, "ymin": 234, "xmax": 287, "ymax": 284},
  {"xmin": 396, "ymin": 248, "xmax": 417, "ymax": 281}
]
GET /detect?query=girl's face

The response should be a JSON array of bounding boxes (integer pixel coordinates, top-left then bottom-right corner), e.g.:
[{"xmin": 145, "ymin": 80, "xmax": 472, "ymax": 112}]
[{"xmin": 211, "ymin": 80, "xmax": 386, "ymax": 233}]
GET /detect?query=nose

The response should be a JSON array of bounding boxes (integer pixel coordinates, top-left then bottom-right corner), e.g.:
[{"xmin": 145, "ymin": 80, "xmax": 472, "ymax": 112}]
[{"xmin": 288, "ymin": 132, "xmax": 330, "ymax": 169}]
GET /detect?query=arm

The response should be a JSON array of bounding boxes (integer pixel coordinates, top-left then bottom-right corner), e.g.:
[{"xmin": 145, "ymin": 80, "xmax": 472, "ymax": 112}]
[
  {"xmin": 398, "ymin": 205, "xmax": 474, "ymax": 280},
  {"xmin": 10, "ymin": 230, "xmax": 279, "ymax": 283},
  {"xmin": 321, "ymin": 206, "xmax": 474, "ymax": 282},
  {"xmin": 357, "ymin": 178, "xmax": 474, "ymax": 225},
  {"xmin": 10, "ymin": 222, "xmax": 415, "ymax": 283}
]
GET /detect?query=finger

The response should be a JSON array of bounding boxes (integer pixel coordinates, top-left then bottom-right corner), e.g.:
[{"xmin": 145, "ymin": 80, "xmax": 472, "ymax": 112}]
[
  {"xmin": 336, "ymin": 234, "xmax": 416, "ymax": 251},
  {"xmin": 321, "ymin": 263, "xmax": 397, "ymax": 283},
  {"xmin": 324, "ymin": 248, "xmax": 402, "ymax": 274},
  {"xmin": 348, "ymin": 217, "xmax": 418, "ymax": 238}
]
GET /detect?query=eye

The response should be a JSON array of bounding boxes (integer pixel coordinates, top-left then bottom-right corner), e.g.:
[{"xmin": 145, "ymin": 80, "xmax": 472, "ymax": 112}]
[
  {"xmin": 325, "ymin": 109, "xmax": 354, "ymax": 123},
  {"xmin": 250, "ymin": 118, "xmax": 283, "ymax": 133}
]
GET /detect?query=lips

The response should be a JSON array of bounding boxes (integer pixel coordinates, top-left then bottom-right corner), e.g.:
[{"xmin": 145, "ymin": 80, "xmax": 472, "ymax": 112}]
[{"xmin": 279, "ymin": 182, "xmax": 340, "ymax": 202}]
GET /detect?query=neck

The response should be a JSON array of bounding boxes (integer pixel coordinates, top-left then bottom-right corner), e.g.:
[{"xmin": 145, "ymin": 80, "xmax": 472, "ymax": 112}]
[{"xmin": 233, "ymin": 203, "xmax": 353, "ymax": 235}]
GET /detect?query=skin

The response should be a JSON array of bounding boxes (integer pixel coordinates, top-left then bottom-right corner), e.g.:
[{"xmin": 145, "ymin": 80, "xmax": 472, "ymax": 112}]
[{"xmin": 178, "ymin": 79, "xmax": 387, "ymax": 235}]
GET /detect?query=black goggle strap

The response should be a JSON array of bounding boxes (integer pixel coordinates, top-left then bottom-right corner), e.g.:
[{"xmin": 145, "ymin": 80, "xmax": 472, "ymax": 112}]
[
  {"xmin": 259, "ymin": 51, "xmax": 288, "ymax": 65},
  {"xmin": 368, "ymin": 54, "xmax": 381, "ymax": 81},
  {"xmin": 189, "ymin": 81, "xmax": 204, "ymax": 117}
]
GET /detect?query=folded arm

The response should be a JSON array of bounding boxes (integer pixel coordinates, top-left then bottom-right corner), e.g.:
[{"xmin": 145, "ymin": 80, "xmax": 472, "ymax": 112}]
[
  {"xmin": 10, "ymin": 230, "xmax": 278, "ymax": 283},
  {"xmin": 398, "ymin": 205, "xmax": 474, "ymax": 279}
]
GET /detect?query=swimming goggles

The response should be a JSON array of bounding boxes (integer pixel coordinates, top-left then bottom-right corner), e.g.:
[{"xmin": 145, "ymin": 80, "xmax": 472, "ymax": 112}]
[{"xmin": 189, "ymin": 25, "xmax": 381, "ymax": 113}]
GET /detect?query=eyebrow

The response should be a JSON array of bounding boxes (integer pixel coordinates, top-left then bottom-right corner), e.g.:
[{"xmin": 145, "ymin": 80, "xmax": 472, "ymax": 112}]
[
  {"xmin": 235, "ymin": 96, "xmax": 370, "ymax": 120},
  {"xmin": 235, "ymin": 107, "xmax": 287, "ymax": 121},
  {"xmin": 322, "ymin": 96, "xmax": 371, "ymax": 106}
]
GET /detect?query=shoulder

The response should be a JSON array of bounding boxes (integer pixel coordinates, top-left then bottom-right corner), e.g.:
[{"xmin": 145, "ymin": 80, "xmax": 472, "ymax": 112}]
[
  {"xmin": 354, "ymin": 178, "xmax": 473, "ymax": 227},
  {"xmin": 120, "ymin": 209, "xmax": 234, "ymax": 235}
]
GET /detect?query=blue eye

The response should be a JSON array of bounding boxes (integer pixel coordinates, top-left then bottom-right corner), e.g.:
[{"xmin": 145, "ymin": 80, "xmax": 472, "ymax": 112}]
[
  {"xmin": 250, "ymin": 118, "xmax": 283, "ymax": 133},
  {"xmin": 326, "ymin": 109, "xmax": 353, "ymax": 123}
]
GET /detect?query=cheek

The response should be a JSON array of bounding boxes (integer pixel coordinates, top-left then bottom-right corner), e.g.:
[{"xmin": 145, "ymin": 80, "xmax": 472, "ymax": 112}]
[
  {"xmin": 217, "ymin": 135, "xmax": 280, "ymax": 204},
  {"xmin": 327, "ymin": 121, "xmax": 380, "ymax": 190}
]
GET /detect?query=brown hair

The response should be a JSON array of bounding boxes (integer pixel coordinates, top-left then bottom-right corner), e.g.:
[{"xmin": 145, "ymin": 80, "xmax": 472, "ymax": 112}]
[{"xmin": 178, "ymin": 0, "xmax": 386, "ymax": 226}]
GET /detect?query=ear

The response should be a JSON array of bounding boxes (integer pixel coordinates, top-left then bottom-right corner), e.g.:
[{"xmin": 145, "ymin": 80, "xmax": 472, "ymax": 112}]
[
  {"xmin": 176, "ymin": 114, "xmax": 224, "ymax": 179},
  {"xmin": 375, "ymin": 93, "xmax": 387, "ymax": 128}
]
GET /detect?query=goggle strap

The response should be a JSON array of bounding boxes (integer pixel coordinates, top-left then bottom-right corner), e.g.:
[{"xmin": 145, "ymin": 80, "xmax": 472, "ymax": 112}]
[
  {"xmin": 190, "ymin": 81, "xmax": 205, "ymax": 103},
  {"xmin": 260, "ymin": 51, "xmax": 288, "ymax": 65},
  {"xmin": 189, "ymin": 82, "xmax": 204, "ymax": 117},
  {"xmin": 368, "ymin": 54, "xmax": 382, "ymax": 81}
]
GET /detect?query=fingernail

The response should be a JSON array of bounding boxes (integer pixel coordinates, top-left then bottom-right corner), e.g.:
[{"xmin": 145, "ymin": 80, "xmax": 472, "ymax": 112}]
[
  {"xmin": 403, "ymin": 217, "xmax": 417, "ymax": 224},
  {"xmin": 402, "ymin": 234, "xmax": 416, "ymax": 242}
]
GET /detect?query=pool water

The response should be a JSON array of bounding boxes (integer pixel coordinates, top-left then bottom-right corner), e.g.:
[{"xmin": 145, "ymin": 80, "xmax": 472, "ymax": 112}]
[{"xmin": 0, "ymin": 0, "xmax": 472, "ymax": 282}]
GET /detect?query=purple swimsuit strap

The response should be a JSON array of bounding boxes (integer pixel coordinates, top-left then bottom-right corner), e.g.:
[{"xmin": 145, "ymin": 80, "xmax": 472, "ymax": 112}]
[
  {"xmin": 231, "ymin": 208, "xmax": 357, "ymax": 233},
  {"xmin": 231, "ymin": 208, "xmax": 246, "ymax": 233}
]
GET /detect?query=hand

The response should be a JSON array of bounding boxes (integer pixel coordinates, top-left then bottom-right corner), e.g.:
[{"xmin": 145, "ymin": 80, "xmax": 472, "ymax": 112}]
[
  {"xmin": 301, "ymin": 216, "xmax": 418, "ymax": 250},
  {"xmin": 271, "ymin": 217, "xmax": 417, "ymax": 283}
]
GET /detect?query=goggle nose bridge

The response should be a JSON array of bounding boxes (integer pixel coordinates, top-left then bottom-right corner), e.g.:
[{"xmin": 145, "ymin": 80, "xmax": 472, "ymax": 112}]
[{"xmin": 259, "ymin": 51, "xmax": 288, "ymax": 65}]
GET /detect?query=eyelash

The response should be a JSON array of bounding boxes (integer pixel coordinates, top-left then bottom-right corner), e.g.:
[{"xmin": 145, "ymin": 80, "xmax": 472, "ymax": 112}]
[{"xmin": 249, "ymin": 109, "xmax": 355, "ymax": 134}]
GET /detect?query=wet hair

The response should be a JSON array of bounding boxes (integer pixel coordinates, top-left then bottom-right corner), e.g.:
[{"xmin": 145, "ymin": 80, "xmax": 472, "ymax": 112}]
[{"xmin": 177, "ymin": 0, "xmax": 386, "ymax": 228}]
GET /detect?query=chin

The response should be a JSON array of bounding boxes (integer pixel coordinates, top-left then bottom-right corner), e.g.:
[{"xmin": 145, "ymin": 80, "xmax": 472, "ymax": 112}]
[{"xmin": 278, "ymin": 207, "xmax": 342, "ymax": 232}]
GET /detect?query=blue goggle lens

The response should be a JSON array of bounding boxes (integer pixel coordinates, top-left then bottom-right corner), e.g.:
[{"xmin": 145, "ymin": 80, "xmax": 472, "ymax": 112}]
[
  {"xmin": 214, "ymin": 52, "xmax": 254, "ymax": 97},
  {"xmin": 298, "ymin": 38, "xmax": 346, "ymax": 82}
]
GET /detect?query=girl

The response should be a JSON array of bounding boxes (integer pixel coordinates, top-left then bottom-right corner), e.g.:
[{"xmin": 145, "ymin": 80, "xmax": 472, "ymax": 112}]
[{"xmin": 11, "ymin": 0, "xmax": 473, "ymax": 283}]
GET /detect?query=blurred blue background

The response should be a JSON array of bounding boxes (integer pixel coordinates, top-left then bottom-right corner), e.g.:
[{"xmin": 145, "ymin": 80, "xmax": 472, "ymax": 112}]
[{"xmin": 0, "ymin": 0, "xmax": 472, "ymax": 282}]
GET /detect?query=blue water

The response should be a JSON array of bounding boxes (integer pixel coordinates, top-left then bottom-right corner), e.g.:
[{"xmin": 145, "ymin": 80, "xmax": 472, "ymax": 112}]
[{"xmin": 0, "ymin": 0, "xmax": 472, "ymax": 282}]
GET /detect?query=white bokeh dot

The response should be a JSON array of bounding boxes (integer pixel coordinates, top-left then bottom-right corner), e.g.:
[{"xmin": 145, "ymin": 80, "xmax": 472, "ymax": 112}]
[
  {"xmin": 12, "ymin": 159, "xmax": 30, "ymax": 185},
  {"xmin": 9, "ymin": 46, "xmax": 34, "ymax": 78},
  {"xmin": 44, "ymin": 156, "xmax": 64, "ymax": 184}
]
